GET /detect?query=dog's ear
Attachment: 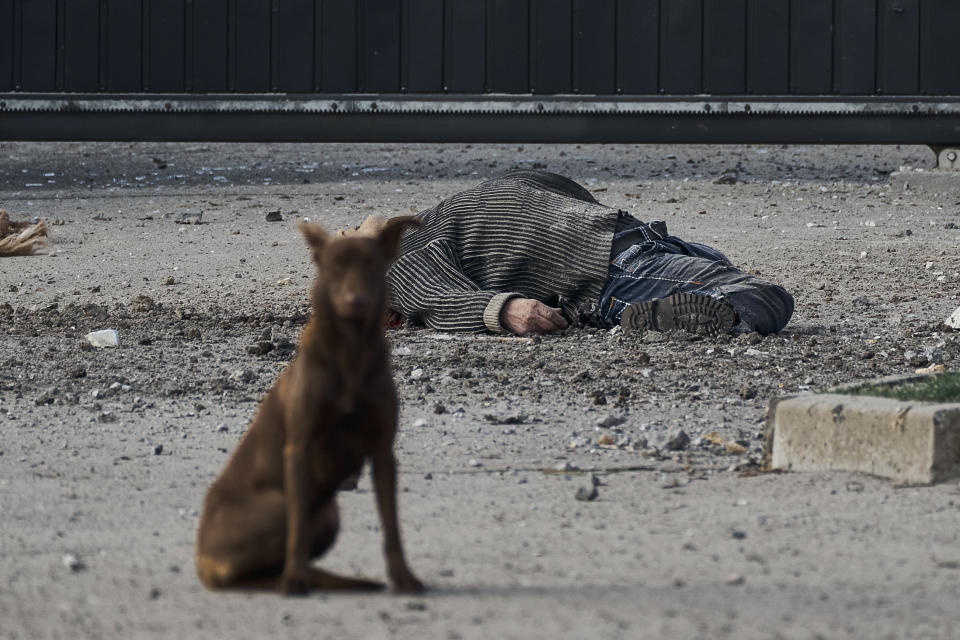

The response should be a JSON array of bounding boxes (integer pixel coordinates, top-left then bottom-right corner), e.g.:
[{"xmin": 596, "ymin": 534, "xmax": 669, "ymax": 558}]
[
  {"xmin": 377, "ymin": 216, "xmax": 421, "ymax": 262},
  {"xmin": 297, "ymin": 220, "xmax": 329, "ymax": 256}
]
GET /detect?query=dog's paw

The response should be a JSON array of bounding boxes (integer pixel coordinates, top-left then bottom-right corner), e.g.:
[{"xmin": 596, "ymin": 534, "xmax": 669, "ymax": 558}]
[
  {"xmin": 279, "ymin": 570, "xmax": 311, "ymax": 596},
  {"xmin": 390, "ymin": 572, "xmax": 425, "ymax": 594}
]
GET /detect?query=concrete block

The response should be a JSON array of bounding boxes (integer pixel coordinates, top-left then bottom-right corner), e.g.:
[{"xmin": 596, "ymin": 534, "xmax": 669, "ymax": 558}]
[{"xmin": 768, "ymin": 393, "xmax": 960, "ymax": 485}]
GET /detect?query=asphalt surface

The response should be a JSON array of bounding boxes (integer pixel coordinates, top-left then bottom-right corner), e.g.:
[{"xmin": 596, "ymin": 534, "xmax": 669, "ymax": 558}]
[{"xmin": 1, "ymin": 141, "xmax": 959, "ymax": 640}]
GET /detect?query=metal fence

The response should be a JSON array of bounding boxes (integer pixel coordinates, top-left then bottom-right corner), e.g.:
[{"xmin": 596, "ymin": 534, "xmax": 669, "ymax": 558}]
[{"xmin": 2, "ymin": 0, "xmax": 959, "ymax": 146}]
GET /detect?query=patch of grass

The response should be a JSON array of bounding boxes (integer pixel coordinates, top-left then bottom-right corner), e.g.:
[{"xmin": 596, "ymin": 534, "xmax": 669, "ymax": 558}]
[{"xmin": 845, "ymin": 371, "xmax": 960, "ymax": 403}]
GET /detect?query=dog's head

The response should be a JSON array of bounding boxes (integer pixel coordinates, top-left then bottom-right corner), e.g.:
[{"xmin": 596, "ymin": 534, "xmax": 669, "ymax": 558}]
[{"xmin": 298, "ymin": 216, "xmax": 420, "ymax": 323}]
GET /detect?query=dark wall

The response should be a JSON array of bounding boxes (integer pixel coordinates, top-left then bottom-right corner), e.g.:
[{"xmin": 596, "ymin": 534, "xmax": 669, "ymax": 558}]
[{"xmin": 2, "ymin": 0, "xmax": 959, "ymax": 95}]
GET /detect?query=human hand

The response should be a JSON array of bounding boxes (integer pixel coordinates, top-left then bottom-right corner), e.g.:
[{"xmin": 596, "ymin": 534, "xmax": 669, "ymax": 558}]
[{"xmin": 500, "ymin": 298, "xmax": 568, "ymax": 335}]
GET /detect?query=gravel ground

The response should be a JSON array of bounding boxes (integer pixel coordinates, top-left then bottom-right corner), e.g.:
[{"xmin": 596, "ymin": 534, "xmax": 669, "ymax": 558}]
[{"xmin": 1, "ymin": 141, "xmax": 959, "ymax": 639}]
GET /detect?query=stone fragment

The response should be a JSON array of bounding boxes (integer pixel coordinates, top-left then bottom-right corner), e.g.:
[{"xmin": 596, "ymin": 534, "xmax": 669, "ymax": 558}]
[
  {"xmin": 595, "ymin": 414, "xmax": 626, "ymax": 429},
  {"xmin": 86, "ymin": 329, "xmax": 119, "ymax": 348},
  {"xmin": 664, "ymin": 429, "xmax": 690, "ymax": 451},
  {"xmin": 175, "ymin": 211, "xmax": 202, "ymax": 225},
  {"xmin": 725, "ymin": 441, "xmax": 748, "ymax": 455},
  {"xmin": 62, "ymin": 554, "xmax": 85, "ymax": 572},
  {"xmin": 575, "ymin": 486, "xmax": 599, "ymax": 502}
]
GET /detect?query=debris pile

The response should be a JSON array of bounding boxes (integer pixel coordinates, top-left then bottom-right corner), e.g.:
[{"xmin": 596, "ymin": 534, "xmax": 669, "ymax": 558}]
[{"xmin": 0, "ymin": 209, "xmax": 47, "ymax": 256}]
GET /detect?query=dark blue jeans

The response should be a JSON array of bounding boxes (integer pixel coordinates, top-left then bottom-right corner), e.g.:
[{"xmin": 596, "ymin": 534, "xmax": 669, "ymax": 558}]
[{"xmin": 598, "ymin": 217, "xmax": 794, "ymax": 334}]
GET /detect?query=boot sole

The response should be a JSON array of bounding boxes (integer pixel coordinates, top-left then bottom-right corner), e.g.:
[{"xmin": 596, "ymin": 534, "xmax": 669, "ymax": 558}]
[{"xmin": 620, "ymin": 293, "xmax": 736, "ymax": 336}]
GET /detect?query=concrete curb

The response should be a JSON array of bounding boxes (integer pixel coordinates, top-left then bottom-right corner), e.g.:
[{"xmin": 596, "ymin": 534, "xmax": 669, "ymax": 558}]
[
  {"xmin": 889, "ymin": 167, "xmax": 960, "ymax": 195},
  {"xmin": 766, "ymin": 380, "xmax": 960, "ymax": 485}
]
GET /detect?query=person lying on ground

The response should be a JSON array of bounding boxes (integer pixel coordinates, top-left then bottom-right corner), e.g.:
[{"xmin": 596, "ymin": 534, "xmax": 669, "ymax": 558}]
[{"xmin": 365, "ymin": 170, "xmax": 794, "ymax": 336}]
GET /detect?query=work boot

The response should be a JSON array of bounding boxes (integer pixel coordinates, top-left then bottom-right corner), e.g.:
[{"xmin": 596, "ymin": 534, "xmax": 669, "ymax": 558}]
[{"xmin": 620, "ymin": 293, "xmax": 736, "ymax": 336}]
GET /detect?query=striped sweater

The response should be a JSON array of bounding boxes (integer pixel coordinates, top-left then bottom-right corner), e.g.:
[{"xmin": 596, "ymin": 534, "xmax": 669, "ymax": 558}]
[{"xmin": 386, "ymin": 171, "xmax": 620, "ymax": 333}]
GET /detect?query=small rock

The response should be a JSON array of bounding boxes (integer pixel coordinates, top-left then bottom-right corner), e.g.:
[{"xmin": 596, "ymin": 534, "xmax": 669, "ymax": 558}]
[
  {"xmin": 392, "ymin": 346, "xmax": 412, "ymax": 356},
  {"xmin": 595, "ymin": 414, "xmax": 626, "ymax": 429},
  {"xmin": 153, "ymin": 444, "xmax": 163, "ymax": 455},
  {"xmin": 703, "ymin": 431, "xmax": 727, "ymax": 446},
  {"xmin": 664, "ymin": 429, "xmax": 690, "ymax": 451},
  {"xmin": 575, "ymin": 486, "xmax": 599, "ymax": 502},
  {"xmin": 230, "ymin": 369, "xmax": 255, "ymax": 384},
  {"xmin": 130, "ymin": 294, "xmax": 157, "ymax": 312},
  {"xmin": 589, "ymin": 389, "xmax": 607, "ymax": 405},
  {"xmin": 916, "ymin": 364, "xmax": 946, "ymax": 375},
  {"xmin": 432, "ymin": 402, "xmax": 447, "ymax": 415},
  {"xmin": 483, "ymin": 411, "xmax": 526, "ymax": 425},
  {"xmin": 725, "ymin": 442, "xmax": 748, "ymax": 455},
  {"xmin": 175, "ymin": 211, "xmax": 202, "ymax": 225},
  {"xmin": 163, "ymin": 276, "xmax": 175, "ymax": 286},
  {"xmin": 923, "ymin": 345, "xmax": 945, "ymax": 364},
  {"xmin": 68, "ymin": 365, "xmax": 87, "ymax": 379},
  {"xmin": 410, "ymin": 368, "xmax": 424, "ymax": 380},
  {"xmin": 945, "ymin": 306, "xmax": 960, "ymax": 329},
  {"xmin": 265, "ymin": 210, "xmax": 283, "ymax": 222},
  {"xmin": 412, "ymin": 418, "xmax": 427, "ymax": 428},
  {"xmin": 468, "ymin": 459, "xmax": 482, "ymax": 468},
  {"xmin": 246, "ymin": 341, "xmax": 275, "ymax": 356},
  {"xmin": 726, "ymin": 574, "xmax": 745, "ymax": 586},
  {"xmin": 86, "ymin": 329, "xmax": 120, "ymax": 348},
  {"xmin": 149, "ymin": 587, "xmax": 162, "ymax": 600},
  {"xmin": 276, "ymin": 277, "xmax": 292, "ymax": 286},
  {"xmin": 62, "ymin": 554, "xmax": 85, "ymax": 572},
  {"xmin": 731, "ymin": 530, "xmax": 747, "ymax": 540},
  {"xmin": 738, "ymin": 386, "xmax": 757, "ymax": 400},
  {"xmin": 597, "ymin": 434, "xmax": 617, "ymax": 446},
  {"xmin": 945, "ymin": 222, "xmax": 958, "ymax": 230},
  {"xmin": 713, "ymin": 171, "xmax": 738, "ymax": 185}
]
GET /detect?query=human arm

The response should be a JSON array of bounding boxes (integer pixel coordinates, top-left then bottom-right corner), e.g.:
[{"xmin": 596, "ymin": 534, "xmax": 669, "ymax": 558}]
[{"xmin": 387, "ymin": 239, "xmax": 532, "ymax": 334}]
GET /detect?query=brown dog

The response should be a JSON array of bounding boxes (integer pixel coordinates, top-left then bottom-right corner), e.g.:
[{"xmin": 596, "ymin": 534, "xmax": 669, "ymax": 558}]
[{"xmin": 195, "ymin": 215, "xmax": 423, "ymax": 595}]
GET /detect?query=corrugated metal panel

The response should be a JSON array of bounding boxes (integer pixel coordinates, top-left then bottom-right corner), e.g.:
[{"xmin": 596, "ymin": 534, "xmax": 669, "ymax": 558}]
[
  {"xmin": 920, "ymin": 0, "xmax": 960, "ymax": 94},
  {"xmin": 878, "ymin": 0, "xmax": 919, "ymax": 94},
  {"xmin": 834, "ymin": 0, "xmax": 875, "ymax": 94},
  {"xmin": 445, "ymin": 0, "xmax": 485, "ymax": 93},
  {"xmin": 20, "ymin": 0, "xmax": 56, "ymax": 91},
  {"xmin": 790, "ymin": 0, "xmax": 833, "ymax": 94},
  {"xmin": 403, "ymin": 0, "xmax": 443, "ymax": 92},
  {"xmin": 486, "ymin": 0, "xmax": 527, "ymax": 92},
  {"xmin": 572, "ymin": 0, "xmax": 615, "ymax": 95},
  {"xmin": 747, "ymin": 0, "xmax": 789, "ymax": 94},
  {"xmin": 3, "ymin": 0, "xmax": 960, "ymax": 98},
  {"xmin": 703, "ymin": 0, "xmax": 745, "ymax": 94},
  {"xmin": 616, "ymin": 0, "xmax": 658, "ymax": 94},
  {"xmin": 63, "ymin": 0, "xmax": 99, "ymax": 91},
  {"xmin": 660, "ymin": 0, "xmax": 701, "ymax": 95},
  {"xmin": 530, "ymin": 0, "xmax": 571, "ymax": 94},
  {"xmin": 0, "ymin": 0, "xmax": 12, "ymax": 91}
]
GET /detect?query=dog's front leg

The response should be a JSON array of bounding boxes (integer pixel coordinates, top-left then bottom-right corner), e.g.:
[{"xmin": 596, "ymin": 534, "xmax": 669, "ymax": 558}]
[
  {"xmin": 279, "ymin": 439, "xmax": 312, "ymax": 595},
  {"xmin": 371, "ymin": 448, "xmax": 424, "ymax": 593}
]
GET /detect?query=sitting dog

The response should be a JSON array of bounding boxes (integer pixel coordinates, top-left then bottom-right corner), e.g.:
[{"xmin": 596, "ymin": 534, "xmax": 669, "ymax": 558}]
[{"xmin": 195, "ymin": 215, "xmax": 423, "ymax": 594}]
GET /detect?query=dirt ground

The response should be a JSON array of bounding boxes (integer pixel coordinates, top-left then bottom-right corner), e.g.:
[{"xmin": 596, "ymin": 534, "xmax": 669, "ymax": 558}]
[{"xmin": 1, "ymin": 141, "xmax": 959, "ymax": 639}]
